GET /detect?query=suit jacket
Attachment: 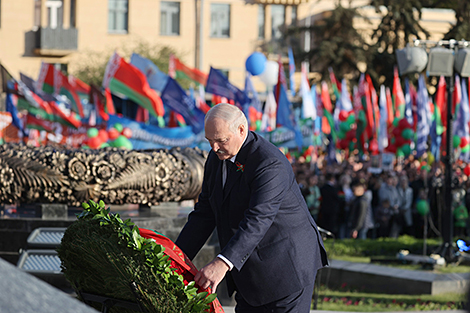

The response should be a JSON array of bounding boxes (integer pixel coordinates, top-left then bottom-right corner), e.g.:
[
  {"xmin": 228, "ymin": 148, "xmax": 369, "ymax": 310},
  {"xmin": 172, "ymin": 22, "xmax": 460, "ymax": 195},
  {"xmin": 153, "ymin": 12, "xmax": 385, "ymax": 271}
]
[{"xmin": 175, "ymin": 131, "xmax": 328, "ymax": 306}]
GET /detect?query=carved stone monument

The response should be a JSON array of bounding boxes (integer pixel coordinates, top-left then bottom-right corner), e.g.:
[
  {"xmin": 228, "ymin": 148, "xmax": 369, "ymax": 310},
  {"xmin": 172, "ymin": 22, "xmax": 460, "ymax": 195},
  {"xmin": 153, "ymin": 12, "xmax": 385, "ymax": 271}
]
[{"xmin": 0, "ymin": 143, "xmax": 207, "ymax": 206}]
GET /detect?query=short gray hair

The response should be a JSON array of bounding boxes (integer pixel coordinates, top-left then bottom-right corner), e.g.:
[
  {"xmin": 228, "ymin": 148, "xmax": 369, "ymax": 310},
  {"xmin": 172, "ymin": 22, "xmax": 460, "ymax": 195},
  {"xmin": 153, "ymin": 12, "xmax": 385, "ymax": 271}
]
[{"xmin": 205, "ymin": 103, "xmax": 248, "ymax": 133}]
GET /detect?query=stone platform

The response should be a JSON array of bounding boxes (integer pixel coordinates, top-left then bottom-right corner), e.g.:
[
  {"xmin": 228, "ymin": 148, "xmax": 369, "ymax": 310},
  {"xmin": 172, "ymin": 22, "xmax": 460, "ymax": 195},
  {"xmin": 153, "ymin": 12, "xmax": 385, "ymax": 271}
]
[{"xmin": 318, "ymin": 260, "xmax": 470, "ymax": 295}]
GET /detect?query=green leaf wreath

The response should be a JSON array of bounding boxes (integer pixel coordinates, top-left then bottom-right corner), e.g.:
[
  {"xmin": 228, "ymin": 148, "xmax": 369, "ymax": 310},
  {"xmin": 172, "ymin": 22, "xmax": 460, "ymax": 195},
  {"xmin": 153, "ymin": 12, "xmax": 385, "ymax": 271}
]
[{"xmin": 57, "ymin": 199, "xmax": 216, "ymax": 313}]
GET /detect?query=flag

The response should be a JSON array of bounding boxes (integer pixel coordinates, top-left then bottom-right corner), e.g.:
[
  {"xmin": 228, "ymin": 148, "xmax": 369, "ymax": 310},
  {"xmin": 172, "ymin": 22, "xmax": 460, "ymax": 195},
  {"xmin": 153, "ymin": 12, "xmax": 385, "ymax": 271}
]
[
  {"xmin": 458, "ymin": 78, "xmax": 470, "ymax": 161},
  {"xmin": 287, "ymin": 47, "xmax": 296, "ymax": 98},
  {"xmin": 244, "ymin": 73, "xmax": 262, "ymax": 130},
  {"xmin": 275, "ymin": 55, "xmax": 288, "ymax": 103},
  {"xmin": 16, "ymin": 79, "xmax": 81, "ymax": 129},
  {"xmin": 261, "ymin": 91, "xmax": 277, "ymax": 132},
  {"xmin": 1, "ymin": 63, "xmax": 14, "ymax": 93},
  {"xmin": 135, "ymin": 105, "xmax": 150, "ymax": 123},
  {"xmin": 6, "ymin": 92, "xmax": 24, "ymax": 134},
  {"xmin": 161, "ymin": 77, "xmax": 205, "ymax": 134},
  {"xmin": 130, "ymin": 53, "xmax": 169, "ymax": 93},
  {"xmin": 435, "ymin": 76, "xmax": 447, "ymax": 131},
  {"xmin": 105, "ymin": 88, "xmax": 116, "ymax": 115},
  {"xmin": 205, "ymin": 67, "xmax": 248, "ymax": 109},
  {"xmin": 453, "ymin": 74, "xmax": 462, "ymax": 117},
  {"xmin": 300, "ymin": 62, "xmax": 315, "ymax": 120},
  {"xmin": 89, "ymin": 84, "xmax": 109, "ymax": 121},
  {"xmin": 103, "ymin": 52, "xmax": 164, "ymax": 120},
  {"xmin": 404, "ymin": 78, "xmax": 414, "ymax": 126},
  {"xmin": 385, "ymin": 87, "xmax": 394, "ymax": 128},
  {"xmin": 321, "ymin": 81, "xmax": 334, "ymax": 138},
  {"xmin": 68, "ymin": 75, "xmax": 90, "ymax": 96},
  {"xmin": 275, "ymin": 82, "xmax": 303, "ymax": 148},
  {"xmin": 169, "ymin": 54, "xmax": 208, "ymax": 86},
  {"xmin": 196, "ymin": 84, "xmax": 211, "ymax": 113},
  {"xmin": 392, "ymin": 67, "xmax": 406, "ymax": 118},
  {"xmin": 378, "ymin": 85, "xmax": 388, "ymax": 152},
  {"xmin": 328, "ymin": 67, "xmax": 341, "ymax": 101},
  {"xmin": 25, "ymin": 113, "xmax": 54, "ymax": 133},
  {"xmin": 340, "ymin": 78, "xmax": 353, "ymax": 111},
  {"xmin": 366, "ymin": 74, "xmax": 379, "ymax": 136},
  {"xmin": 416, "ymin": 75, "xmax": 431, "ymax": 157},
  {"xmin": 37, "ymin": 63, "xmax": 84, "ymax": 117},
  {"xmin": 358, "ymin": 74, "xmax": 374, "ymax": 140}
]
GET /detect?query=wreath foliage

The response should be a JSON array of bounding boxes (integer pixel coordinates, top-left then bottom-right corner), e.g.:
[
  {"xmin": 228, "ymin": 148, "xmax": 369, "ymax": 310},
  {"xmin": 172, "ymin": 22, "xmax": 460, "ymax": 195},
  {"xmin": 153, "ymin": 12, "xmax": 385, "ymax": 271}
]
[{"xmin": 57, "ymin": 199, "xmax": 216, "ymax": 313}]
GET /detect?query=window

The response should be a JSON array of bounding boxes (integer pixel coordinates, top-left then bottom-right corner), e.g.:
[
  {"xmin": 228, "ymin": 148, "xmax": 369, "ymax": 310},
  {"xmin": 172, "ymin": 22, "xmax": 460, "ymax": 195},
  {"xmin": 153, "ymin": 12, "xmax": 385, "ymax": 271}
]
[
  {"xmin": 46, "ymin": 0, "xmax": 63, "ymax": 29},
  {"xmin": 70, "ymin": 0, "xmax": 76, "ymax": 28},
  {"xmin": 258, "ymin": 5, "xmax": 265, "ymax": 39},
  {"xmin": 160, "ymin": 2, "xmax": 180, "ymax": 36},
  {"xmin": 34, "ymin": 0, "xmax": 41, "ymax": 29},
  {"xmin": 291, "ymin": 6, "xmax": 297, "ymax": 25},
  {"xmin": 210, "ymin": 4, "xmax": 230, "ymax": 38},
  {"xmin": 108, "ymin": 0, "xmax": 128, "ymax": 33},
  {"xmin": 271, "ymin": 5, "xmax": 285, "ymax": 40}
]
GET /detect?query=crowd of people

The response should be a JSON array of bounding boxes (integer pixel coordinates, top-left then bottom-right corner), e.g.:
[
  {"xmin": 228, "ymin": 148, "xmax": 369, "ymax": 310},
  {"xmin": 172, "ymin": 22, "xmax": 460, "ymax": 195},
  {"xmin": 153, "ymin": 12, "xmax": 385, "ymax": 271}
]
[{"xmin": 292, "ymin": 153, "xmax": 470, "ymax": 240}]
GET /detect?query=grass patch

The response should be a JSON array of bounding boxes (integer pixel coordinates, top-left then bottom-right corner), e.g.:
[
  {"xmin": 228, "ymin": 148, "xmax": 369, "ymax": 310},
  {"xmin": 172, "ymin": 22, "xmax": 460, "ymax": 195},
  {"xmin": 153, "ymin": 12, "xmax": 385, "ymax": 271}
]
[
  {"xmin": 313, "ymin": 287, "xmax": 466, "ymax": 311},
  {"xmin": 313, "ymin": 236, "xmax": 469, "ymax": 311},
  {"xmin": 323, "ymin": 235, "xmax": 470, "ymax": 274}
]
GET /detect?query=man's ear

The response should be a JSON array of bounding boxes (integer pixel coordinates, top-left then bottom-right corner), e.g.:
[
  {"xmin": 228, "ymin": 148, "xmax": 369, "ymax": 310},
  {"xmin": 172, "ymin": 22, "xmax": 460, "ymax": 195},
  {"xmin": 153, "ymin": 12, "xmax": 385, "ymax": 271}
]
[{"xmin": 239, "ymin": 124, "xmax": 246, "ymax": 136}]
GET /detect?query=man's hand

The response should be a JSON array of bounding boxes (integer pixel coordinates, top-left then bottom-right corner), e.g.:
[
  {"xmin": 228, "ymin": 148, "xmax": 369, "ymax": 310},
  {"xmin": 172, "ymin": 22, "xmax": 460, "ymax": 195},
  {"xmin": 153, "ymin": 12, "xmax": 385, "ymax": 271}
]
[{"xmin": 194, "ymin": 257, "xmax": 230, "ymax": 293}]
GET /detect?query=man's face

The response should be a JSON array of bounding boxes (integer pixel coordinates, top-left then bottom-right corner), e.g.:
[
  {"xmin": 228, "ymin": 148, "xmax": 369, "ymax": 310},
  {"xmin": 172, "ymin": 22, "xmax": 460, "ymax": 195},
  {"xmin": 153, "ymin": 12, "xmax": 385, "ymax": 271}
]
[{"xmin": 205, "ymin": 117, "xmax": 245, "ymax": 160}]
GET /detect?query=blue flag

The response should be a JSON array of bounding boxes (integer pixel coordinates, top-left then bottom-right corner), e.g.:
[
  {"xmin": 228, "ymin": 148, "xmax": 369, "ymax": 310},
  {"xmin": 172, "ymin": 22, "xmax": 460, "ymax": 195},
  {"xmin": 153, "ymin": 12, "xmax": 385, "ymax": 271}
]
[
  {"xmin": 288, "ymin": 47, "xmax": 296, "ymax": 98},
  {"xmin": 416, "ymin": 75, "xmax": 431, "ymax": 158},
  {"xmin": 206, "ymin": 67, "xmax": 249, "ymax": 110},
  {"xmin": 275, "ymin": 83, "xmax": 303, "ymax": 148},
  {"xmin": 456, "ymin": 77, "xmax": 470, "ymax": 161},
  {"xmin": 130, "ymin": 53, "xmax": 169, "ymax": 92},
  {"xmin": 161, "ymin": 77, "xmax": 205, "ymax": 134},
  {"xmin": 244, "ymin": 73, "xmax": 262, "ymax": 114},
  {"xmin": 6, "ymin": 92, "xmax": 24, "ymax": 134},
  {"xmin": 404, "ymin": 78, "xmax": 413, "ymax": 127}
]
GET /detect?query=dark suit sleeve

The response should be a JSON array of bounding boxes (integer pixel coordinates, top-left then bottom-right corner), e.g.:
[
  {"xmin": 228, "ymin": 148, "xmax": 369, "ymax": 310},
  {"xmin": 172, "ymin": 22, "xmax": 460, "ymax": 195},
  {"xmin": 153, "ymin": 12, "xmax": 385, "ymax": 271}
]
[
  {"xmin": 175, "ymin": 157, "xmax": 217, "ymax": 260},
  {"xmin": 220, "ymin": 156, "xmax": 289, "ymax": 271}
]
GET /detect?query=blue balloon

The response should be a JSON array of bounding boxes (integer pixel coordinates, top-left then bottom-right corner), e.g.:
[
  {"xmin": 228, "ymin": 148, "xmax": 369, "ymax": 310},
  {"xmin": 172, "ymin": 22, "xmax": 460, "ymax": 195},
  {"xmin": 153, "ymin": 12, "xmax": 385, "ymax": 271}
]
[{"xmin": 245, "ymin": 52, "xmax": 267, "ymax": 76}]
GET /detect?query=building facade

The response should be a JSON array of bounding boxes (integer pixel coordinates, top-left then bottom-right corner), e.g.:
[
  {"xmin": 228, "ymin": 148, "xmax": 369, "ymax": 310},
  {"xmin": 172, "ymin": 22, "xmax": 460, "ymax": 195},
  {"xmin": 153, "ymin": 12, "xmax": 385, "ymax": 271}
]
[{"xmin": 0, "ymin": 0, "xmax": 456, "ymax": 92}]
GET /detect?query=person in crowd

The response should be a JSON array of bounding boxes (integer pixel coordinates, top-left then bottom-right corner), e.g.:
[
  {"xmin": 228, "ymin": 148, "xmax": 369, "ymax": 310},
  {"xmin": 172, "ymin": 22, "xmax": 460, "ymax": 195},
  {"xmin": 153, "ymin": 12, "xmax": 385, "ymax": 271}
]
[
  {"xmin": 175, "ymin": 103, "xmax": 328, "ymax": 313},
  {"xmin": 338, "ymin": 174, "xmax": 354, "ymax": 238},
  {"xmin": 318, "ymin": 172, "xmax": 340, "ymax": 236},
  {"xmin": 391, "ymin": 175, "xmax": 413, "ymax": 238},
  {"xmin": 377, "ymin": 173, "xmax": 399, "ymax": 237},
  {"xmin": 304, "ymin": 175, "xmax": 321, "ymax": 221},
  {"xmin": 349, "ymin": 178, "xmax": 370, "ymax": 239}
]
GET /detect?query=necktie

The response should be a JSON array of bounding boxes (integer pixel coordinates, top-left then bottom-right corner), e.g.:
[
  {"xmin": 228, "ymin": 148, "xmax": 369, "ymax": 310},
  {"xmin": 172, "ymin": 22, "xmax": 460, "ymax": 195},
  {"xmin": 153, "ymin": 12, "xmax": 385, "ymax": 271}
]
[{"xmin": 223, "ymin": 160, "xmax": 234, "ymax": 187}]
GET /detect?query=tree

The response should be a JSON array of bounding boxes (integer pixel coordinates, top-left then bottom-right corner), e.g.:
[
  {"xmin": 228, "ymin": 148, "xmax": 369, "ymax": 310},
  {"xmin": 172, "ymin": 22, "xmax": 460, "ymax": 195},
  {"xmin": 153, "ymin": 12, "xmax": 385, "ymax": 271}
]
[
  {"xmin": 70, "ymin": 40, "xmax": 190, "ymax": 89},
  {"xmin": 441, "ymin": 0, "xmax": 470, "ymax": 40},
  {"xmin": 289, "ymin": 1, "xmax": 369, "ymax": 83},
  {"xmin": 367, "ymin": 0, "xmax": 430, "ymax": 87}
]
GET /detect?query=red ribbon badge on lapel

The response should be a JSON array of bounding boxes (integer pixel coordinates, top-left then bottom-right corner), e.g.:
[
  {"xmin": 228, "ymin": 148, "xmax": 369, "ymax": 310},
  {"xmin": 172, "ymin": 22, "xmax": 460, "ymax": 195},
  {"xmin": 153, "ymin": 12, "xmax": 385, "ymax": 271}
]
[{"xmin": 235, "ymin": 161, "xmax": 244, "ymax": 172}]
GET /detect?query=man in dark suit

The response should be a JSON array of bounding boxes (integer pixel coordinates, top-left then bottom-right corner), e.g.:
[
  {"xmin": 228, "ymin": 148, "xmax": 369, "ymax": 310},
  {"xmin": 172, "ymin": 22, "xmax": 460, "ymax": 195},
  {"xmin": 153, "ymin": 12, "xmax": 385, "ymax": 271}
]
[{"xmin": 175, "ymin": 103, "xmax": 328, "ymax": 312}]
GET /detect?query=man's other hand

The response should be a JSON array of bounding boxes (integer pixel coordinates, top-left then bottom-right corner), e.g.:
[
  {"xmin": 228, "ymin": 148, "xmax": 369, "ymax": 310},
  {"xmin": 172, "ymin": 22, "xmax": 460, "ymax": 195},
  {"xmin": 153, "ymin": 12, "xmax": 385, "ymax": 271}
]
[{"xmin": 194, "ymin": 257, "xmax": 230, "ymax": 293}]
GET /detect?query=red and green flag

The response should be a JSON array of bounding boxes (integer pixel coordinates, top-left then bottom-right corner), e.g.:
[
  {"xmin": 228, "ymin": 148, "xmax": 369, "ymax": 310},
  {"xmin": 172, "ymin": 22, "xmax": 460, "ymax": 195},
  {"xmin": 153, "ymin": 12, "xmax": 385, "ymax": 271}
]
[
  {"xmin": 168, "ymin": 54, "xmax": 208, "ymax": 86},
  {"xmin": 37, "ymin": 63, "xmax": 84, "ymax": 118},
  {"xmin": 435, "ymin": 76, "xmax": 447, "ymax": 131},
  {"xmin": 328, "ymin": 67, "xmax": 341, "ymax": 101},
  {"xmin": 392, "ymin": 67, "xmax": 406, "ymax": 118},
  {"xmin": 103, "ymin": 52, "xmax": 164, "ymax": 124},
  {"xmin": 320, "ymin": 81, "xmax": 336, "ymax": 140}
]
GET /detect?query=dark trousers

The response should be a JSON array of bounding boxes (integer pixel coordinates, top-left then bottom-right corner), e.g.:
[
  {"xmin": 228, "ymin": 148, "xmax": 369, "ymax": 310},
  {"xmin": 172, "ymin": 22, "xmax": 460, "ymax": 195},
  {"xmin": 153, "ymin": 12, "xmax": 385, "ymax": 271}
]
[{"xmin": 234, "ymin": 282, "xmax": 315, "ymax": 313}]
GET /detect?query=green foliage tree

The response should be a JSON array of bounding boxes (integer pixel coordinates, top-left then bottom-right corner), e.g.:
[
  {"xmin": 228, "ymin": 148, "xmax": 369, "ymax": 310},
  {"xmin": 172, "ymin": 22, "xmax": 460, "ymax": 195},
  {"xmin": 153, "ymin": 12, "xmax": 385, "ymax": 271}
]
[
  {"xmin": 289, "ymin": 1, "xmax": 369, "ymax": 83},
  {"xmin": 441, "ymin": 0, "xmax": 470, "ymax": 40},
  {"xmin": 71, "ymin": 40, "xmax": 191, "ymax": 89},
  {"xmin": 367, "ymin": 0, "xmax": 430, "ymax": 87}
]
